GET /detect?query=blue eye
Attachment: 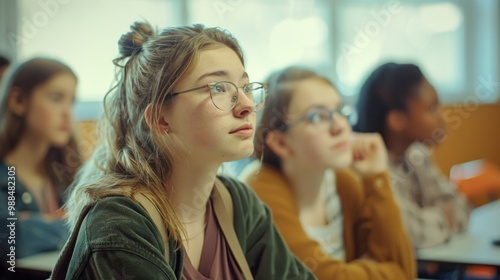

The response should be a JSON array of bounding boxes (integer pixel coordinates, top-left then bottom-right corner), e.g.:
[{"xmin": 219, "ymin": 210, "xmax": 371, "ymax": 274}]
[{"xmin": 212, "ymin": 84, "xmax": 227, "ymax": 94}]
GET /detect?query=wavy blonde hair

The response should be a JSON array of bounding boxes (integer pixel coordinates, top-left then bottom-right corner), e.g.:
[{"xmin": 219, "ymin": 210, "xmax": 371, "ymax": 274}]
[{"xmin": 65, "ymin": 22, "xmax": 244, "ymax": 246}]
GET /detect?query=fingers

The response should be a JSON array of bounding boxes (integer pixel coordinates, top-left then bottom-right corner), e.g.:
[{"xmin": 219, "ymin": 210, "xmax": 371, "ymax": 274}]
[
  {"xmin": 351, "ymin": 133, "xmax": 385, "ymax": 154},
  {"xmin": 351, "ymin": 132, "xmax": 383, "ymax": 144},
  {"xmin": 351, "ymin": 133, "xmax": 380, "ymax": 161},
  {"xmin": 350, "ymin": 132, "xmax": 388, "ymax": 177},
  {"xmin": 352, "ymin": 140, "xmax": 367, "ymax": 161}
]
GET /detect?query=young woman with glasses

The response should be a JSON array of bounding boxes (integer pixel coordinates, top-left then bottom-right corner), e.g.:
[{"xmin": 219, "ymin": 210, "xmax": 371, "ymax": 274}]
[
  {"xmin": 52, "ymin": 23, "xmax": 315, "ymax": 279},
  {"xmin": 241, "ymin": 67, "xmax": 416, "ymax": 280}
]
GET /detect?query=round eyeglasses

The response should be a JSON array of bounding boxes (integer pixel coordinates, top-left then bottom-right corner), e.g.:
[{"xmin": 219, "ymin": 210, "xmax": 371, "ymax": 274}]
[
  {"xmin": 279, "ymin": 105, "xmax": 358, "ymax": 132},
  {"xmin": 170, "ymin": 81, "xmax": 267, "ymax": 112}
]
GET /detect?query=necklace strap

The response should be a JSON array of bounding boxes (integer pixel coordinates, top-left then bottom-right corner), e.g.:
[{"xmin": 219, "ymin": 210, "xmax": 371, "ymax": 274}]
[
  {"xmin": 181, "ymin": 206, "xmax": 207, "ymax": 224},
  {"xmin": 182, "ymin": 222, "xmax": 207, "ymax": 241}
]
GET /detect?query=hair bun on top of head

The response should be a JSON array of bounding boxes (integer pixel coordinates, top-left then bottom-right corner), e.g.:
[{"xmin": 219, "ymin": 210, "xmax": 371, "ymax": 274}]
[{"xmin": 118, "ymin": 22, "xmax": 155, "ymax": 57}]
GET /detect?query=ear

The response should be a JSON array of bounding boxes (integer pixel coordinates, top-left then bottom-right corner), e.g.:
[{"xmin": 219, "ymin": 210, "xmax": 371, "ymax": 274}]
[
  {"xmin": 144, "ymin": 103, "xmax": 171, "ymax": 133},
  {"xmin": 265, "ymin": 130, "xmax": 292, "ymax": 159},
  {"xmin": 386, "ymin": 110, "xmax": 408, "ymax": 133},
  {"xmin": 8, "ymin": 88, "xmax": 27, "ymax": 116}
]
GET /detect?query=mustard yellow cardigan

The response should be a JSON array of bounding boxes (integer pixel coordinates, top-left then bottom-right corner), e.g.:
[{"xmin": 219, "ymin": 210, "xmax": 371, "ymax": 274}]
[{"xmin": 243, "ymin": 164, "xmax": 416, "ymax": 280}]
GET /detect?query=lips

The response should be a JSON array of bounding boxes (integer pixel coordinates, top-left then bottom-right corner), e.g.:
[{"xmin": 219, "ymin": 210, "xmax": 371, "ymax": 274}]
[
  {"xmin": 229, "ymin": 123, "xmax": 253, "ymax": 134},
  {"xmin": 333, "ymin": 140, "xmax": 349, "ymax": 150}
]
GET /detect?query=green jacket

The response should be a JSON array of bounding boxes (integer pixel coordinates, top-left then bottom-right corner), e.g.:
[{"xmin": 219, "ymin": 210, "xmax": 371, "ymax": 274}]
[{"xmin": 55, "ymin": 176, "xmax": 315, "ymax": 279}]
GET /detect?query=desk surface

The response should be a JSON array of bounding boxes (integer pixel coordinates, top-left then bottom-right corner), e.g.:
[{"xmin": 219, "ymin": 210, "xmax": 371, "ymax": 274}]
[
  {"xmin": 16, "ymin": 250, "xmax": 60, "ymax": 273},
  {"xmin": 417, "ymin": 200, "xmax": 500, "ymax": 266}
]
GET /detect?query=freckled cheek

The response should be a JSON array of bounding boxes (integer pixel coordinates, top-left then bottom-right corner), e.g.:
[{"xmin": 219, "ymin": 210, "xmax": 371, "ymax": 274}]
[
  {"xmin": 191, "ymin": 126, "xmax": 215, "ymax": 147},
  {"xmin": 186, "ymin": 110, "xmax": 222, "ymax": 147}
]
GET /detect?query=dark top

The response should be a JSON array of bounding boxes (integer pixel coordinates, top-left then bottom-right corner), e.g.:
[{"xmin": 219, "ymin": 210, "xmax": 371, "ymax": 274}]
[{"xmin": 0, "ymin": 160, "xmax": 69, "ymax": 259}]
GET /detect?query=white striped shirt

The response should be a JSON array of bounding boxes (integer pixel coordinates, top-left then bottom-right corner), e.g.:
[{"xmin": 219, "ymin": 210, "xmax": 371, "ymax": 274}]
[{"xmin": 303, "ymin": 171, "xmax": 345, "ymax": 260}]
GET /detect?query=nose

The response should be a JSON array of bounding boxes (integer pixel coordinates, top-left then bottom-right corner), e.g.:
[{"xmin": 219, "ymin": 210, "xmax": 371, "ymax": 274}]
[
  {"xmin": 329, "ymin": 112, "xmax": 346, "ymax": 136},
  {"xmin": 437, "ymin": 106, "xmax": 446, "ymax": 129},
  {"xmin": 233, "ymin": 89, "xmax": 255, "ymax": 118},
  {"xmin": 63, "ymin": 101, "xmax": 73, "ymax": 121}
]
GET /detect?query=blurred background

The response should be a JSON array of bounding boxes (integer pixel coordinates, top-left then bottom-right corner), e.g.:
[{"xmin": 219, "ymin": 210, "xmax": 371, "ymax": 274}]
[{"xmin": 0, "ymin": 0, "xmax": 499, "ymax": 174}]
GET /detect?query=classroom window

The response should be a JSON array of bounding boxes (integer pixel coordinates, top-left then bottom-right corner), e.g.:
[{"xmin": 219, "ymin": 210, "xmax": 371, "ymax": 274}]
[
  {"xmin": 331, "ymin": 0, "xmax": 499, "ymax": 104},
  {"xmin": 187, "ymin": 0, "xmax": 333, "ymax": 84},
  {"xmin": 16, "ymin": 0, "xmax": 178, "ymax": 103},
  {"xmin": 10, "ymin": 0, "xmax": 499, "ymax": 119}
]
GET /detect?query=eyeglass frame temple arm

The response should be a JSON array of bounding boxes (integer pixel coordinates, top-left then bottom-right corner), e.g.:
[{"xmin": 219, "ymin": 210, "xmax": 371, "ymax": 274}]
[
  {"xmin": 278, "ymin": 109, "xmax": 341, "ymax": 132},
  {"xmin": 170, "ymin": 82, "xmax": 267, "ymax": 98},
  {"xmin": 170, "ymin": 84, "xmax": 208, "ymax": 97}
]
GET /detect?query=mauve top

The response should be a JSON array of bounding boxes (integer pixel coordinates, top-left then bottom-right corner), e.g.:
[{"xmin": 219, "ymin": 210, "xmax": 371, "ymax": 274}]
[{"xmin": 182, "ymin": 199, "xmax": 244, "ymax": 280}]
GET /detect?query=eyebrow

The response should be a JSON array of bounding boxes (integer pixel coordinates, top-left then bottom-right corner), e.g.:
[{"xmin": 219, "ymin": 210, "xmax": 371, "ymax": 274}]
[
  {"xmin": 304, "ymin": 102, "xmax": 342, "ymax": 113},
  {"xmin": 289, "ymin": 105, "xmax": 328, "ymax": 120},
  {"xmin": 196, "ymin": 71, "xmax": 249, "ymax": 82},
  {"xmin": 307, "ymin": 105, "xmax": 329, "ymax": 111}
]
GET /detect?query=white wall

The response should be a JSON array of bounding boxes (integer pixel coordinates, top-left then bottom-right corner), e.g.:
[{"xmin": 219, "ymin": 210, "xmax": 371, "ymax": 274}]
[{"xmin": 0, "ymin": 0, "xmax": 18, "ymax": 60}]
